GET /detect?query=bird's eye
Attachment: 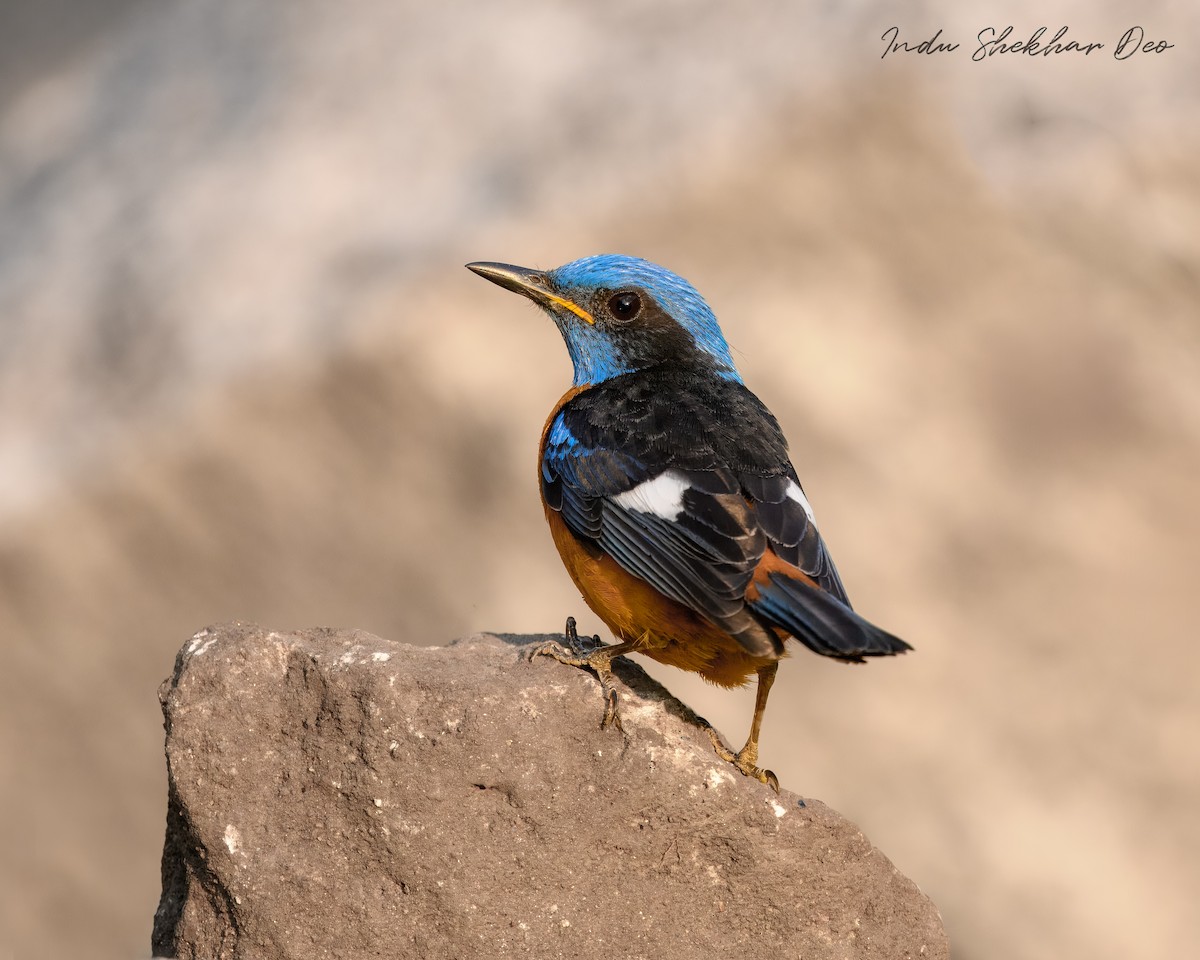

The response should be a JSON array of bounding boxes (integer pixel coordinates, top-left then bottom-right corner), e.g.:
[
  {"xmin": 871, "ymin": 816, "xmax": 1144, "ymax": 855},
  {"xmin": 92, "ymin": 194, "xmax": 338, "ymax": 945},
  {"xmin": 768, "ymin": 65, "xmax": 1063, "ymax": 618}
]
[{"xmin": 607, "ymin": 291, "xmax": 642, "ymax": 323}]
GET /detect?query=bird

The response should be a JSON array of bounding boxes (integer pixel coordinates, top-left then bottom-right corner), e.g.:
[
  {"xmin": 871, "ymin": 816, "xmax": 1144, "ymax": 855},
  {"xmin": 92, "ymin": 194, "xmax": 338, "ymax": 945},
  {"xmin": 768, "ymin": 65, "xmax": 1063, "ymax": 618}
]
[{"xmin": 466, "ymin": 254, "xmax": 910, "ymax": 790}]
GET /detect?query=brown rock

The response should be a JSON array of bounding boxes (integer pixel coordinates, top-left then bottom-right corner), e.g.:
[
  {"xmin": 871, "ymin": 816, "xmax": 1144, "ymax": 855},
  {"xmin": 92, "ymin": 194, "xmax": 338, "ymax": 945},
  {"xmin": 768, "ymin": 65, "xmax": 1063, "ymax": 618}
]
[{"xmin": 153, "ymin": 624, "xmax": 948, "ymax": 959}]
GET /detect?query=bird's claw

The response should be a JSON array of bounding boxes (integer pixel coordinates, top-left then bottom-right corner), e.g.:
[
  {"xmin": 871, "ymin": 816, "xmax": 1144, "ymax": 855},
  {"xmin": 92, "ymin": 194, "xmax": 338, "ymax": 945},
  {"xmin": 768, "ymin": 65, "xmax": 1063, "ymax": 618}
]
[
  {"xmin": 527, "ymin": 640, "xmax": 568, "ymax": 664},
  {"xmin": 528, "ymin": 618, "xmax": 627, "ymax": 732},
  {"xmin": 600, "ymin": 681, "xmax": 623, "ymax": 733},
  {"xmin": 706, "ymin": 727, "xmax": 780, "ymax": 793},
  {"xmin": 563, "ymin": 615, "xmax": 603, "ymax": 655}
]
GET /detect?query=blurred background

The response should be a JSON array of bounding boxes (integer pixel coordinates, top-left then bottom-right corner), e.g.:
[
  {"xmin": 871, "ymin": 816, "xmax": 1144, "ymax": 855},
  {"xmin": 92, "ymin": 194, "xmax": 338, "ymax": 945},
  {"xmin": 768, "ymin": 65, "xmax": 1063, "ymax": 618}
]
[{"xmin": 1, "ymin": 1, "xmax": 1197, "ymax": 957}]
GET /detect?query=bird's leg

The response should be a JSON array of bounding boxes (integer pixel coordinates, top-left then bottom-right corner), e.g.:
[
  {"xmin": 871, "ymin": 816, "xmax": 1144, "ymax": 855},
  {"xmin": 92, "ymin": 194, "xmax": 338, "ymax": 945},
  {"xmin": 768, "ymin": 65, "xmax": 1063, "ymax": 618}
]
[
  {"xmin": 529, "ymin": 617, "xmax": 639, "ymax": 731},
  {"xmin": 707, "ymin": 661, "xmax": 780, "ymax": 792}
]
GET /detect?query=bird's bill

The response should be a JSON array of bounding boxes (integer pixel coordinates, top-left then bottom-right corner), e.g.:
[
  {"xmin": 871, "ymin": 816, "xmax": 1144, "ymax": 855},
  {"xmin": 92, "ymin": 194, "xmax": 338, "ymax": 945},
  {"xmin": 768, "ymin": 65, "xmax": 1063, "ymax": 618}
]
[{"xmin": 466, "ymin": 261, "xmax": 595, "ymax": 324}]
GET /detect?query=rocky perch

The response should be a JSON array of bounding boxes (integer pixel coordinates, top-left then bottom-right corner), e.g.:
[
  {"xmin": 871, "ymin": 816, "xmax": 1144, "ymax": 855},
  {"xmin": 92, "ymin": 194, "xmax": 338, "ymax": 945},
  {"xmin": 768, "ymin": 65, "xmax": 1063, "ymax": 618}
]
[{"xmin": 153, "ymin": 624, "xmax": 947, "ymax": 959}]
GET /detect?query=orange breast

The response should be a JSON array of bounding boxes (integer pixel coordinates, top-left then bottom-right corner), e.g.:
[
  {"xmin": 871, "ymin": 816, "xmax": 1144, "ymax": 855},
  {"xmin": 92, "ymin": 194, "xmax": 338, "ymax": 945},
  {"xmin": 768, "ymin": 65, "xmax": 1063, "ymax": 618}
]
[{"xmin": 538, "ymin": 389, "xmax": 778, "ymax": 688}]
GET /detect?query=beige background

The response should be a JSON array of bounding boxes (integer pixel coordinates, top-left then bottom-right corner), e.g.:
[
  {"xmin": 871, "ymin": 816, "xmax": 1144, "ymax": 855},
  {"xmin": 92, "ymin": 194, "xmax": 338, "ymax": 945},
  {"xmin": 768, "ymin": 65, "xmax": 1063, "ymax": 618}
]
[{"xmin": 1, "ymin": 2, "xmax": 1197, "ymax": 958}]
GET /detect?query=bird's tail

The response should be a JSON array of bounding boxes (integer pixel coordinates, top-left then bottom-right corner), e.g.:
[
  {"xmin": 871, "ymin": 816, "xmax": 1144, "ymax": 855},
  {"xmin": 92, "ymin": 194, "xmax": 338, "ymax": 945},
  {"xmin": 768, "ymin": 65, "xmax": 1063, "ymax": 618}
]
[{"xmin": 749, "ymin": 572, "xmax": 911, "ymax": 663}]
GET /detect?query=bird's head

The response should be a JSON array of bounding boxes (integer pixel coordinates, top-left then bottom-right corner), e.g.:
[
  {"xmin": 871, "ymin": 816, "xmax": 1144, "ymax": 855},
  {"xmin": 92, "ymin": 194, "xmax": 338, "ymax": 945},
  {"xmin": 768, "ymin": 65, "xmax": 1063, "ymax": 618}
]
[{"xmin": 467, "ymin": 254, "xmax": 741, "ymax": 387}]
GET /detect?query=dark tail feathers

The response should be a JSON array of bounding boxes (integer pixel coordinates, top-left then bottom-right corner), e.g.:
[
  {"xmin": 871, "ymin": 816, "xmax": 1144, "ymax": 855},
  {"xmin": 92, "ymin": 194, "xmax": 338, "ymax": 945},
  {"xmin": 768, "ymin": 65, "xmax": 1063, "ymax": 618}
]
[{"xmin": 750, "ymin": 572, "xmax": 911, "ymax": 662}]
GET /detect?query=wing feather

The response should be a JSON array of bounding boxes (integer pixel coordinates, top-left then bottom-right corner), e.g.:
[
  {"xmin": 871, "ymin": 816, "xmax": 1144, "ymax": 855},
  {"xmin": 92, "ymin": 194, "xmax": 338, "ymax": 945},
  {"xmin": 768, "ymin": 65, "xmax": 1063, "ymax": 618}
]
[{"xmin": 541, "ymin": 372, "xmax": 906, "ymax": 660}]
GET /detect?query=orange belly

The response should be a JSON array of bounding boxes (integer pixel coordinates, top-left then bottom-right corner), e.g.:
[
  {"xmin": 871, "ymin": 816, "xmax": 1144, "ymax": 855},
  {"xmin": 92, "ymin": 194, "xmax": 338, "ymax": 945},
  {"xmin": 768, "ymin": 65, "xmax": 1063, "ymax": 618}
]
[{"xmin": 544, "ymin": 509, "xmax": 777, "ymax": 687}]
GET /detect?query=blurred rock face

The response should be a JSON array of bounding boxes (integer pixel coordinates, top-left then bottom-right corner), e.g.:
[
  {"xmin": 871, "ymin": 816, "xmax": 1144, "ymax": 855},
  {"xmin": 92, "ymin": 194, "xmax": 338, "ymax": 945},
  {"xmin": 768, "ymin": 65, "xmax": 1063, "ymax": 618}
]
[{"xmin": 1, "ymin": 2, "xmax": 1198, "ymax": 960}]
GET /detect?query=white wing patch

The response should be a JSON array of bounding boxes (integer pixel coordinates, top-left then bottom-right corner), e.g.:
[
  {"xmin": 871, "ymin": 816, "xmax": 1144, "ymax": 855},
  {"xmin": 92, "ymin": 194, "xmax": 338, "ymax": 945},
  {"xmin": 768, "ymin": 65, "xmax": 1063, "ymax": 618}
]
[
  {"xmin": 785, "ymin": 479, "xmax": 816, "ymax": 524},
  {"xmin": 613, "ymin": 469, "xmax": 690, "ymax": 521}
]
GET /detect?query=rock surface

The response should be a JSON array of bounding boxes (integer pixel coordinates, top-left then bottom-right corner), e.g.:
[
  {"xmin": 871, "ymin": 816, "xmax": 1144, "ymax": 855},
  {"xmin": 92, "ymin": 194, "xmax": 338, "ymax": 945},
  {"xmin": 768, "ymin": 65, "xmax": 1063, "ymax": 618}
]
[{"xmin": 154, "ymin": 623, "xmax": 947, "ymax": 959}]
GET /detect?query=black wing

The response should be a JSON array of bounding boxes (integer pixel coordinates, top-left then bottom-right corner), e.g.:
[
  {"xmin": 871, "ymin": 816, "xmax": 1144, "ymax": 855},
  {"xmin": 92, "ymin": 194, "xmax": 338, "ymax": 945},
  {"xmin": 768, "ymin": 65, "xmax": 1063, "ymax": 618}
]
[{"xmin": 543, "ymin": 369, "xmax": 905, "ymax": 660}]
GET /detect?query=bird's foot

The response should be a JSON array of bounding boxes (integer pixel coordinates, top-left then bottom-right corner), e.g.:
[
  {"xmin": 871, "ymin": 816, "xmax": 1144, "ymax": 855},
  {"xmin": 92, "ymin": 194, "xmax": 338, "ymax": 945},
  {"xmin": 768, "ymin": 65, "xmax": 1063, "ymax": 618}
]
[
  {"xmin": 706, "ymin": 727, "xmax": 780, "ymax": 793},
  {"xmin": 528, "ymin": 617, "xmax": 626, "ymax": 731}
]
